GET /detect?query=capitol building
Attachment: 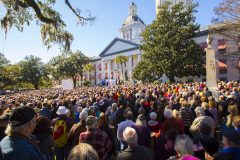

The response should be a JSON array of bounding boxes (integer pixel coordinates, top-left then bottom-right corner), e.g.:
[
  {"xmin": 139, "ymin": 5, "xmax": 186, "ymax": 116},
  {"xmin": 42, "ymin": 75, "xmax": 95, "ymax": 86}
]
[{"xmin": 84, "ymin": 0, "xmax": 240, "ymax": 85}]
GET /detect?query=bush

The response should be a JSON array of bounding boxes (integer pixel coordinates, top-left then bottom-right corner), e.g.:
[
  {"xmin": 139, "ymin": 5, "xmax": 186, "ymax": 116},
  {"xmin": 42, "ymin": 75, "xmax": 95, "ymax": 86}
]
[{"xmin": 83, "ymin": 81, "xmax": 91, "ymax": 86}]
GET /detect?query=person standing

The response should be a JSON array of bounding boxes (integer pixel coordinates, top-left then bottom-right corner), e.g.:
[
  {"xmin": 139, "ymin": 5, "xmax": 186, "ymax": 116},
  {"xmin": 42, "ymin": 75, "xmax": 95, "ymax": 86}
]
[
  {"xmin": 52, "ymin": 106, "xmax": 74, "ymax": 160},
  {"xmin": 117, "ymin": 111, "xmax": 135, "ymax": 150},
  {"xmin": 116, "ymin": 127, "xmax": 153, "ymax": 160},
  {"xmin": 0, "ymin": 106, "xmax": 45, "ymax": 160},
  {"xmin": 79, "ymin": 115, "xmax": 112, "ymax": 160}
]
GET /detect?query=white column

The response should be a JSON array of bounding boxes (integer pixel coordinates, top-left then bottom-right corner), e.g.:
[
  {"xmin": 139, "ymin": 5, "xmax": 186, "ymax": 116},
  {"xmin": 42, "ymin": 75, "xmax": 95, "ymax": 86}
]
[
  {"xmin": 112, "ymin": 62, "xmax": 116, "ymax": 80},
  {"xmin": 137, "ymin": 54, "xmax": 141, "ymax": 62},
  {"xmin": 108, "ymin": 61, "xmax": 111, "ymax": 79},
  {"xmin": 128, "ymin": 56, "xmax": 133, "ymax": 81},
  {"xmin": 101, "ymin": 61, "xmax": 105, "ymax": 80}
]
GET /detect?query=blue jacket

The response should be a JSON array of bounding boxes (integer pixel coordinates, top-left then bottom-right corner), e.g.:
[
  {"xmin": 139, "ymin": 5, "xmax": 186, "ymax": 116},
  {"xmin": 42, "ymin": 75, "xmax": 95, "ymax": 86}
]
[
  {"xmin": 0, "ymin": 133, "xmax": 45, "ymax": 160},
  {"xmin": 215, "ymin": 147, "xmax": 240, "ymax": 160}
]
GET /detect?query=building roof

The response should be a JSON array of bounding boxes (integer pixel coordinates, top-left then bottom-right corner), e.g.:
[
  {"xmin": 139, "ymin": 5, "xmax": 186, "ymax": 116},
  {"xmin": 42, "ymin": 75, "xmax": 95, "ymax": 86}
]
[{"xmin": 99, "ymin": 37, "xmax": 140, "ymax": 57}]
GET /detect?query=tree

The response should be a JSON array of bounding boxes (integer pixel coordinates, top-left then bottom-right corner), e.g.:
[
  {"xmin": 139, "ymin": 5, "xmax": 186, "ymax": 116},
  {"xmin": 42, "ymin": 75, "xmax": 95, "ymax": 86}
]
[
  {"xmin": 115, "ymin": 55, "xmax": 128, "ymax": 82},
  {"xmin": 19, "ymin": 55, "xmax": 48, "ymax": 89},
  {"xmin": 83, "ymin": 63, "xmax": 94, "ymax": 81},
  {"xmin": 3, "ymin": 64, "xmax": 22, "ymax": 89},
  {"xmin": 1, "ymin": 0, "xmax": 95, "ymax": 51},
  {"xmin": 50, "ymin": 51, "xmax": 89, "ymax": 88},
  {"xmin": 134, "ymin": 2, "xmax": 204, "ymax": 83},
  {"xmin": 211, "ymin": 0, "xmax": 240, "ymax": 44},
  {"xmin": 133, "ymin": 61, "xmax": 161, "ymax": 83},
  {"xmin": 0, "ymin": 52, "xmax": 11, "ymax": 89}
]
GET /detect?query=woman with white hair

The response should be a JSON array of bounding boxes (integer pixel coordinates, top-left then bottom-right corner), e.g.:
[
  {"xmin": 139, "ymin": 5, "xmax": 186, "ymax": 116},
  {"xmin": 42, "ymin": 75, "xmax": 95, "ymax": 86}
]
[
  {"xmin": 160, "ymin": 109, "xmax": 184, "ymax": 135},
  {"xmin": 148, "ymin": 112, "xmax": 161, "ymax": 133},
  {"xmin": 131, "ymin": 114, "xmax": 151, "ymax": 148},
  {"xmin": 168, "ymin": 134, "xmax": 199, "ymax": 160}
]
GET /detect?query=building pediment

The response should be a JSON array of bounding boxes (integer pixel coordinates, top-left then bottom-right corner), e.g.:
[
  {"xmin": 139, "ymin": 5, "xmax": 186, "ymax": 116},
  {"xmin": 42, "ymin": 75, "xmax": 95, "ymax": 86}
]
[{"xmin": 99, "ymin": 38, "xmax": 139, "ymax": 57}]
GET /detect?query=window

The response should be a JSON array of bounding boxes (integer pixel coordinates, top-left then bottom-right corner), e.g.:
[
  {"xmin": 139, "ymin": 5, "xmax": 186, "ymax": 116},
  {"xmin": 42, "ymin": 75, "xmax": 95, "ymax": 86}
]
[
  {"xmin": 218, "ymin": 59, "xmax": 227, "ymax": 75},
  {"xmin": 218, "ymin": 39, "xmax": 226, "ymax": 54},
  {"xmin": 218, "ymin": 48, "xmax": 226, "ymax": 54}
]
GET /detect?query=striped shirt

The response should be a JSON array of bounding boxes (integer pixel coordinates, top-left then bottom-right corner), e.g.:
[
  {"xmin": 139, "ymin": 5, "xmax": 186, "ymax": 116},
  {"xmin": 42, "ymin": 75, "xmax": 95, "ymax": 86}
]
[{"xmin": 180, "ymin": 107, "xmax": 193, "ymax": 127}]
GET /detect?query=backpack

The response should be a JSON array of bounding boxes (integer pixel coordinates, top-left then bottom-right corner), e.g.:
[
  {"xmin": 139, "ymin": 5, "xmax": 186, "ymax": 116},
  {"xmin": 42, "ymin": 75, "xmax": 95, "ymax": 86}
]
[{"xmin": 53, "ymin": 120, "xmax": 68, "ymax": 148}]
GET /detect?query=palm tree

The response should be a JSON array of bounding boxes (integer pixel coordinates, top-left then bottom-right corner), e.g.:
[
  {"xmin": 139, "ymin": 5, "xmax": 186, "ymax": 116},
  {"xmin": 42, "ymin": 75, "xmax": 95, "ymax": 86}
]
[
  {"xmin": 83, "ymin": 63, "xmax": 95, "ymax": 82},
  {"xmin": 115, "ymin": 55, "xmax": 128, "ymax": 83}
]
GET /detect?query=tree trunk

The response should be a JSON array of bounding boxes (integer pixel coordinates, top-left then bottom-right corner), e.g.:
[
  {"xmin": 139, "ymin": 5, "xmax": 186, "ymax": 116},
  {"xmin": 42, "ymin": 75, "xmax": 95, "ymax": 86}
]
[
  {"xmin": 33, "ymin": 82, "xmax": 39, "ymax": 90},
  {"xmin": 72, "ymin": 76, "xmax": 77, "ymax": 88}
]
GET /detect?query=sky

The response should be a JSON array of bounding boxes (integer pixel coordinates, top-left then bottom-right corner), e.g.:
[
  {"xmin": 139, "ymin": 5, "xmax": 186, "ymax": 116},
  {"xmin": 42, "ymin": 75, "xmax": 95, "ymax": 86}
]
[{"xmin": 0, "ymin": 0, "xmax": 223, "ymax": 64}]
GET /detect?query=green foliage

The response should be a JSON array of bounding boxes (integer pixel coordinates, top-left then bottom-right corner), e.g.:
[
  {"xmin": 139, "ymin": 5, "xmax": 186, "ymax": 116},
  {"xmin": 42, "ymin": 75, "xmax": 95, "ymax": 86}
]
[
  {"xmin": 18, "ymin": 55, "xmax": 48, "ymax": 89},
  {"xmin": 49, "ymin": 51, "xmax": 89, "ymax": 87},
  {"xmin": 115, "ymin": 55, "xmax": 128, "ymax": 81},
  {"xmin": 134, "ymin": 2, "xmax": 204, "ymax": 82},
  {"xmin": 0, "ymin": 53, "xmax": 11, "ymax": 89},
  {"xmin": 83, "ymin": 80, "xmax": 91, "ymax": 86},
  {"xmin": 0, "ymin": 0, "xmax": 95, "ymax": 51},
  {"xmin": 83, "ymin": 63, "xmax": 95, "ymax": 81},
  {"xmin": 83, "ymin": 63, "xmax": 94, "ymax": 72},
  {"xmin": 133, "ymin": 61, "xmax": 161, "ymax": 83}
]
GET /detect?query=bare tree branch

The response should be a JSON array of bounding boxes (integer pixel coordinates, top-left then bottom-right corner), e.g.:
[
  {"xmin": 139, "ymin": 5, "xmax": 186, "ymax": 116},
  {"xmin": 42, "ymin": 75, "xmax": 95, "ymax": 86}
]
[{"xmin": 65, "ymin": 0, "xmax": 95, "ymax": 25}]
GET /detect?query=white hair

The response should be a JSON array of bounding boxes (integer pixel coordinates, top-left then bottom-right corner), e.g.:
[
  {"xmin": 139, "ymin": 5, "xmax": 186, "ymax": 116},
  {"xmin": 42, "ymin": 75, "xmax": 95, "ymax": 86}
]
[
  {"xmin": 174, "ymin": 134, "xmax": 194, "ymax": 156},
  {"xmin": 195, "ymin": 106, "xmax": 204, "ymax": 116},
  {"xmin": 123, "ymin": 127, "xmax": 138, "ymax": 145},
  {"xmin": 79, "ymin": 111, "xmax": 88, "ymax": 120},
  {"xmin": 164, "ymin": 109, "xmax": 173, "ymax": 119},
  {"xmin": 150, "ymin": 112, "xmax": 157, "ymax": 120},
  {"xmin": 112, "ymin": 103, "xmax": 117, "ymax": 108}
]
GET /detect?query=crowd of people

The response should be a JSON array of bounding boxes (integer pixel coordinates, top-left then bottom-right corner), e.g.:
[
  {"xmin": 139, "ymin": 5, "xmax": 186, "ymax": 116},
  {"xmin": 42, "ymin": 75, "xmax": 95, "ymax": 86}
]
[{"xmin": 0, "ymin": 81, "xmax": 240, "ymax": 160}]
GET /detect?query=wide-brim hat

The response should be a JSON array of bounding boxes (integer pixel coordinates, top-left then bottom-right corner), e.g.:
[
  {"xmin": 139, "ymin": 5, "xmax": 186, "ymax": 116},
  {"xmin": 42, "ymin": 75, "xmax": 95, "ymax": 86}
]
[
  {"xmin": 221, "ymin": 125, "xmax": 240, "ymax": 145},
  {"xmin": 56, "ymin": 106, "xmax": 69, "ymax": 115}
]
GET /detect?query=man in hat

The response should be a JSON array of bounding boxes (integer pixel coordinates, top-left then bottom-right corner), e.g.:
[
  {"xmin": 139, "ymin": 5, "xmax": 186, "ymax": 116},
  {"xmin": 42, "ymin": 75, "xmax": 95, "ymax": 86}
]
[
  {"xmin": 0, "ymin": 106, "xmax": 45, "ymax": 160},
  {"xmin": 79, "ymin": 115, "xmax": 112, "ymax": 160},
  {"xmin": 212, "ymin": 125, "xmax": 240, "ymax": 160}
]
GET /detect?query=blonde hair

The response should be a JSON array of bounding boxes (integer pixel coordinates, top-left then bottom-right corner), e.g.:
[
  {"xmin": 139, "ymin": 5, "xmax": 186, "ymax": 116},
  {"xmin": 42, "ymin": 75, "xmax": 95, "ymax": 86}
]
[
  {"xmin": 228, "ymin": 105, "xmax": 239, "ymax": 116},
  {"xmin": 68, "ymin": 143, "xmax": 99, "ymax": 160},
  {"xmin": 181, "ymin": 100, "xmax": 189, "ymax": 108},
  {"xmin": 233, "ymin": 116, "xmax": 240, "ymax": 128},
  {"xmin": 5, "ymin": 122, "xmax": 28, "ymax": 136},
  {"xmin": 172, "ymin": 109, "xmax": 180, "ymax": 119}
]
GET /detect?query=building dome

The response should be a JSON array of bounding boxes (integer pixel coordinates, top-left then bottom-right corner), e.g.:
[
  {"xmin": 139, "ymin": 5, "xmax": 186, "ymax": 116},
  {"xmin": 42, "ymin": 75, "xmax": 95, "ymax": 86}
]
[
  {"xmin": 123, "ymin": 2, "xmax": 145, "ymax": 26},
  {"xmin": 123, "ymin": 15, "xmax": 145, "ymax": 26},
  {"xmin": 120, "ymin": 2, "xmax": 146, "ymax": 42}
]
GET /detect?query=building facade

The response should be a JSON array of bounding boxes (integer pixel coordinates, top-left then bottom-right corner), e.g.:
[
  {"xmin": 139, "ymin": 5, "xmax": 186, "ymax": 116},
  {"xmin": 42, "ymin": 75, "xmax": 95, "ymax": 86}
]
[
  {"xmin": 84, "ymin": 1, "xmax": 240, "ymax": 85},
  {"xmin": 85, "ymin": 2, "xmax": 145, "ymax": 85}
]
